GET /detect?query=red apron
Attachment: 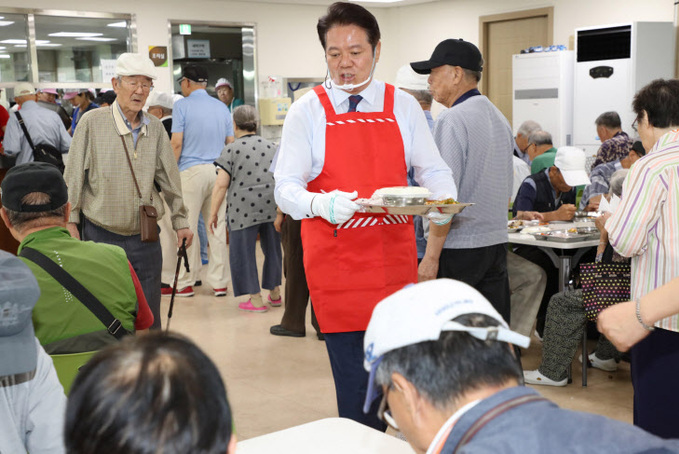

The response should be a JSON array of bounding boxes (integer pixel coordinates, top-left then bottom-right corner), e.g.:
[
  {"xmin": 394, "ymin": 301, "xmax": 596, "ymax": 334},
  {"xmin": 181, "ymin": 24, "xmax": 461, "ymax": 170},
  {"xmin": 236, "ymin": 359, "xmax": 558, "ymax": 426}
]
[{"xmin": 301, "ymin": 84, "xmax": 417, "ymax": 333}]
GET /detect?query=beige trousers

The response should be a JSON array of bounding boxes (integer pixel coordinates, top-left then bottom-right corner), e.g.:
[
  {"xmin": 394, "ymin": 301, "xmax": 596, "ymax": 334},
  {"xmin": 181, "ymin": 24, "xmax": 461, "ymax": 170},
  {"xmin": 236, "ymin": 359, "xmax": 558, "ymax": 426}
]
[{"xmin": 176, "ymin": 164, "xmax": 229, "ymax": 290}]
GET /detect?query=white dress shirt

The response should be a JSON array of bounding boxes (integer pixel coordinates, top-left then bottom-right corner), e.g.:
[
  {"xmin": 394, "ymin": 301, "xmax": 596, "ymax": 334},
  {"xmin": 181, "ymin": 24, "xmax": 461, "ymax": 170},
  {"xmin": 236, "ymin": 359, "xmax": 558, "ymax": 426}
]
[{"xmin": 274, "ymin": 79, "xmax": 457, "ymax": 220}]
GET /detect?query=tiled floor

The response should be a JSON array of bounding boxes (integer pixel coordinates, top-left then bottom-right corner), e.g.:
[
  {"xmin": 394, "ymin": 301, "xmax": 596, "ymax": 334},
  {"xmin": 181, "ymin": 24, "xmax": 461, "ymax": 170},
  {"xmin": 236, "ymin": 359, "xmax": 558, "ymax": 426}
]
[{"xmin": 160, "ymin": 255, "xmax": 633, "ymax": 441}]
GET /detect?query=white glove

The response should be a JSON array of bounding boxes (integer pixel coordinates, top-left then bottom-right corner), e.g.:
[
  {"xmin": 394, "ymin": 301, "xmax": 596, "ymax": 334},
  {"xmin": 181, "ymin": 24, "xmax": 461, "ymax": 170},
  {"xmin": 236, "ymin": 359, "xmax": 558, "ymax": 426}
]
[
  {"xmin": 311, "ymin": 190, "xmax": 360, "ymax": 224},
  {"xmin": 427, "ymin": 192, "xmax": 455, "ymax": 225},
  {"xmin": 427, "ymin": 211, "xmax": 453, "ymax": 225}
]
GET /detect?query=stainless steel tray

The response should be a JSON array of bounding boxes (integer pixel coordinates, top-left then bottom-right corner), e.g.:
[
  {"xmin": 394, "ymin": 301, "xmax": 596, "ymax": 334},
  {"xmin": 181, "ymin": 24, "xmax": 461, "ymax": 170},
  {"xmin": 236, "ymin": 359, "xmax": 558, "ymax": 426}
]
[
  {"xmin": 357, "ymin": 202, "xmax": 474, "ymax": 216},
  {"xmin": 530, "ymin": 230, "xmax": 599, "ymax": 243}
]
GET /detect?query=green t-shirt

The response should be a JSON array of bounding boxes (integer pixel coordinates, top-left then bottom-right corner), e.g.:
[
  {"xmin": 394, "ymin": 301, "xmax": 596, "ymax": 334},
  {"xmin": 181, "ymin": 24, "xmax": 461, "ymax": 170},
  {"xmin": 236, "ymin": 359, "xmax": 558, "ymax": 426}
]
[{"xmin": 19, "ymin": 227, "xmax": 137, "ymax": 354}]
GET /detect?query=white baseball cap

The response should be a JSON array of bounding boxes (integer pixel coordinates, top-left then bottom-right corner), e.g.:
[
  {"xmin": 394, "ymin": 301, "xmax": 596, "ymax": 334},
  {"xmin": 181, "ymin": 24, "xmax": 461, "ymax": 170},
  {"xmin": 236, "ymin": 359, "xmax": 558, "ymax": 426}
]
[
  {"xmin": 394, "ymin": 64, "xmax": 429, "ymax": 91},
  {"xmin": 554, "ymin": 146, "xmax": 591, "ymax": 187},
  {"xmin": 215, "ymin": 78, "xmax": 232, "ymax": 89},
  {"xmin": 115, "ymin": 52, "xmax": 157, "ymax": 80},
  {"xmin": 362, "ymin": 279, "xmax": 529, "ymax": 413},
  {"xmin": 145, "ymin": 91, "xmax": 174, "ymax": 110},
  {"xmin": 14, "ymin": 82, "xmax": 36, "ymax": 98}
]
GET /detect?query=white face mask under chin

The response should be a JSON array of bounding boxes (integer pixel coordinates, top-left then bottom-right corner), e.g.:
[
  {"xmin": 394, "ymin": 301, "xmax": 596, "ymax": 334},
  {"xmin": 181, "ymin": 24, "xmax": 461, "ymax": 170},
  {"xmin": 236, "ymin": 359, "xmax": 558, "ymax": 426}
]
[{"xmin": 326, "ymin": 54, "xmax": 377, "ymax": 91}]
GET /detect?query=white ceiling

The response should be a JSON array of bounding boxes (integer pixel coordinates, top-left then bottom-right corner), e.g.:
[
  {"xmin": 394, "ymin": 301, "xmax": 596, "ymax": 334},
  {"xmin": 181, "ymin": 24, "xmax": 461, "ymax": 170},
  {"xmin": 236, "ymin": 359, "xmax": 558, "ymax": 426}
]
[{"xmin": 206, "ymin": 0, "xmax": 439, "ymax": 7}]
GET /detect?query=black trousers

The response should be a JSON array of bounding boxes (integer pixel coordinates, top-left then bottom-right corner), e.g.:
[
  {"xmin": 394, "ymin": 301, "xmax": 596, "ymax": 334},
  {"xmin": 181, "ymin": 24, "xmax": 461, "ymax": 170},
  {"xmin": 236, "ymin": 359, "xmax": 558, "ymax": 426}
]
[
  {"xmin": 82, "ymin": 218, "xmax": 162, "ymax": 330},
  {"xmin": 438, "ymin": 244, "xmax": 511, "ymax": 323},
  {"xmin": 324, "ymin": 330, "xmax": 386, "ymax": 431},
  {"xmin": 279, "ymin": 216, "xmax": 319, "ymax": 335},
  {"xmin": 631, "ymin": 327, "xmax": 679, "ymax": 438}
]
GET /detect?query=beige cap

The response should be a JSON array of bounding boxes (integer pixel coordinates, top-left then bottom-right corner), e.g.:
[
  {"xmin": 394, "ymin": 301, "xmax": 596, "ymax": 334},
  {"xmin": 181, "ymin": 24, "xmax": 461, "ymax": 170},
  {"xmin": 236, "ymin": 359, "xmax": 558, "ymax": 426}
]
[
  {"xmin": 14, "ymin": 82, "xmax": 36, "ymax": 98},
  {"xmin": 145, "ymin": 91, "xmax": 174, "ymax": 110},
  {"xmin": 395, "ymin": 64, "xmax": 429, "ymax": 91},
  {"xmin": 115, "ymin": 53, "xmax": 157, "ymax": 80}
]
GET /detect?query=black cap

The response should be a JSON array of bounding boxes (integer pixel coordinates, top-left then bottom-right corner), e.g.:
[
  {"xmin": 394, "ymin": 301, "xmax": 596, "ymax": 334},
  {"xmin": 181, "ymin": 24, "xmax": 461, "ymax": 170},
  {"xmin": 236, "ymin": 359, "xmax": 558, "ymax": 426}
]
[
  {"xmin": 632, "ymin": 140, "xmax": 646, "ymax": 156},
  {"xmin": 410, "ymin": 39, "xmax": 483, "ymax": 75},
  {"xmin": 0, "ymin": 162, "xmax": 68, "ymax": 212},
  {"xmin": 94, "ymin": 90, "xmax": 117, "ymax": 106},
  {"xmin": 178, "ymin": 64, "xmax": 208, "ymax": 83}
]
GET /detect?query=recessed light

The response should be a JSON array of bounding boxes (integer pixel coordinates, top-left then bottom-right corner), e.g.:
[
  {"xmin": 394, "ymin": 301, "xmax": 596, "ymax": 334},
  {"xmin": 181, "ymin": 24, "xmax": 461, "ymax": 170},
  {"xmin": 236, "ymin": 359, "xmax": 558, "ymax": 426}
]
[
  {"xmin": 0, "ymin": 54, "xmax": 10, "ymax": 59},
  {"xmin": 107, "ymin": 21, "xmax": 127, "ymax": 28},
  {"xmin": 0, "ymin": 21, "xmax": 14, "ymax": 26},
  {"xmin": 76, "ymin": 37, "xmax": 117, "ymax": 42},
  {"xmin": 49, "ymin": 32, "xmax": 103, "ymax": 38},
  {"xmin": 1, "ymin": 39, "xmax": 26, "ymax": 44}
]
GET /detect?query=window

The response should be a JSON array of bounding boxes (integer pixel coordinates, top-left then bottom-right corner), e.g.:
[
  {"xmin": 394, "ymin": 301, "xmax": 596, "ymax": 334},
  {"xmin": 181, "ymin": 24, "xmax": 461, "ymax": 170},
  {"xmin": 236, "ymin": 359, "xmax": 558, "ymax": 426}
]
[
  {"xmin": 0, "ymin": 13, "xmax": 31, "ymax": 84},
  {"xmin": 34, "ymin": 15, "xmax": 130, "ymax": 83}
]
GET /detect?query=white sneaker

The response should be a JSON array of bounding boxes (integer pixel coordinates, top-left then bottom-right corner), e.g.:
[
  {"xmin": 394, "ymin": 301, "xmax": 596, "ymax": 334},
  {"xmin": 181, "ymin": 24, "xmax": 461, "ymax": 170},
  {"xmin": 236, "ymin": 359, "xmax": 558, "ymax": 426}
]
[
  {"xmin": 523, "ymin": 369, "xmax": 567, "ymax": 387},
  {"xmin": 579, "ymin": 352, "xmax": 618, "ymax": 372}
]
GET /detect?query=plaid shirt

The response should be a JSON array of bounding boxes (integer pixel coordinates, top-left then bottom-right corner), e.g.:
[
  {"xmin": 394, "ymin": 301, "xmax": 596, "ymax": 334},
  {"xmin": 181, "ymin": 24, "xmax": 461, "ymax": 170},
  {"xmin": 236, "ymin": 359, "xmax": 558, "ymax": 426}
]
[
  {"xmin": 591, "ymin": 131, "xmax": 632, "ymax": 170},
  {"xmin": 579, "ymin": 159, "xmax": 622, "ymax": 209},
  {"xmin": 64, "ymin": 101, "xmax": 189, "ymax": 235}
]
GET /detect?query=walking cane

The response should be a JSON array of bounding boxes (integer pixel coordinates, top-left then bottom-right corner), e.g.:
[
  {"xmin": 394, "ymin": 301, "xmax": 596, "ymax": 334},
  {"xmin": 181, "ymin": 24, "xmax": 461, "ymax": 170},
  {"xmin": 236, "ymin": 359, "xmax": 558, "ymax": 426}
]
[{"xmin": 166, "ymin": 238, "xmax": 190, "ymax": 332}]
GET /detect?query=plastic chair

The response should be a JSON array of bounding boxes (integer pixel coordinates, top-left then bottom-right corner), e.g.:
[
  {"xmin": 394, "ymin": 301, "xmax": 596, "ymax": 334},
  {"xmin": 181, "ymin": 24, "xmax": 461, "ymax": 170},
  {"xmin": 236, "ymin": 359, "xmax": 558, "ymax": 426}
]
[{"xmin": 50, "ymin": 351, "xmax": 97, "ymax": 394}]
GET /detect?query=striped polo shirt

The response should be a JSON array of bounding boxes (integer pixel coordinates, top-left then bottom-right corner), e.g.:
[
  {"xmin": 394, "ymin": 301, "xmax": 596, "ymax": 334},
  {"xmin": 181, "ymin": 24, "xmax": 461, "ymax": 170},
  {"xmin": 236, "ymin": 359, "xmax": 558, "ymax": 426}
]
[{"xmin": 606, "ymin": 129, "xmax": 679, "ymax": 331}]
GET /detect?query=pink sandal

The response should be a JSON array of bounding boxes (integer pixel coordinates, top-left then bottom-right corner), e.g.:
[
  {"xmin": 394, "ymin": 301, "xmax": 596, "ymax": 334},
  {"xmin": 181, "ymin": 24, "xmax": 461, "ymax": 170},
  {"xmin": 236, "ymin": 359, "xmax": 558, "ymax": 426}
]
[
  {"xmin": 268, "ymin": 295, "xmax": 283, "ymax": 307},
  {"xmin": 238, "ymin": 299, "xmax": 269, "ymax": 313}
]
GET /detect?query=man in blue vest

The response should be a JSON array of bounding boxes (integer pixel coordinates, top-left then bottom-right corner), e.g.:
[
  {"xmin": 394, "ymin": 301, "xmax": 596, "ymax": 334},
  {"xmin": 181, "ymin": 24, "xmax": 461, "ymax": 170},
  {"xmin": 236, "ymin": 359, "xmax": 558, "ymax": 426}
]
[{"xmin": 512, "ymin": 146, "xmax": 590, "ymax": 337}]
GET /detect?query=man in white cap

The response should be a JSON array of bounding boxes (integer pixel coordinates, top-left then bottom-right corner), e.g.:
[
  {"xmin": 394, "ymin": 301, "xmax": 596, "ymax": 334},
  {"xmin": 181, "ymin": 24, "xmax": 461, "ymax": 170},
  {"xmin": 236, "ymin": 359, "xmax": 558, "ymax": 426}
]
[
  {"xmin": 64, "ymin": 53, "xmax": 193, "ymax": 330},
  {"xmin": 512, "ymin": 146, "xmax": 591, "ymax": 337},
  {"xmin": 395, "ymin": 63, "xmax": 434, "ymax": 262},
  {"xmin": 1, "ymin": 82, "xmax": 71, "ymax": 165},
  {"xmin": 37, "ymin": 88, "xmax": 71, "ymax": 130},
  {"xmin": 395, "ymin": 64, "xmax": 433, "ymax": 131},
  {"xmin": 215, "ymin": 77, "xmax": 243, "ymax": 112},
  {"xmin": 0, "ymin": 250, "xmax": 67, "ymax": 454},
  {"xmin": 362, "ymin": 279, "xmax": 679, "ymax": 454},
  {"xmin": 145, "ymin": 90, "xmax": 175, "ymax": 138}
]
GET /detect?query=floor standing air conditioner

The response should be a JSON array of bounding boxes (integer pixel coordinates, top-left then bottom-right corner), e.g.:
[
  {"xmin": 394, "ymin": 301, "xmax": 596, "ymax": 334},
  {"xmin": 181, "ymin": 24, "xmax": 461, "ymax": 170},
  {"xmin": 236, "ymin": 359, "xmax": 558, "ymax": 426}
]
[
  {"xmin": 513, "ymin": 51, "xmax": 574, "ymax": 148},
  {"xmin": 573, "ymin": 22, "xmax": 675, "ymax": 155}
]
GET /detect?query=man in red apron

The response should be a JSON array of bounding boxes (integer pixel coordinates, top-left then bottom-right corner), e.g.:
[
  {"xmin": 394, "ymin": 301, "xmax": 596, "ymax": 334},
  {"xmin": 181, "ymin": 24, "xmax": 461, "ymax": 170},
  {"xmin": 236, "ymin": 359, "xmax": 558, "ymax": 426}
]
[{"xmin": 274, "ymin": 2, "xmax": 457, "ymax": 429}]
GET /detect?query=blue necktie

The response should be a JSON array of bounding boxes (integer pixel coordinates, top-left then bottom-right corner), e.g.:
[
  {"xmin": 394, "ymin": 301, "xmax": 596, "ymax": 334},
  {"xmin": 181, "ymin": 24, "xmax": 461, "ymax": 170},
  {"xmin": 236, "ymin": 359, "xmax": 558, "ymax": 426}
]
[{"xmin": 348, "ymin": 95, "xmax": 363, "ymax": 113}]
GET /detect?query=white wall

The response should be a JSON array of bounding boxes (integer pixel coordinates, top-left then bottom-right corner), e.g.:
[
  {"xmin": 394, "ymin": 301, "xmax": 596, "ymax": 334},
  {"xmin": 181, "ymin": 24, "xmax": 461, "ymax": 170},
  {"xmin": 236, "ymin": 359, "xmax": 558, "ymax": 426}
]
[
  {"xmin": 1, "ymin": 0, "xmax": 673, "ymax": 93},
  {"xmin": 383, "ymin": 0, "xmax": 673, "ymax": 82}
]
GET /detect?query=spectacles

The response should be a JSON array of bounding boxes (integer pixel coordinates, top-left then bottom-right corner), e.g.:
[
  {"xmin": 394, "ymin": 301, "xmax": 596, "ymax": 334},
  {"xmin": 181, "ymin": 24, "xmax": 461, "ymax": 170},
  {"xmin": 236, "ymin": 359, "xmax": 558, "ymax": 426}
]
[
  {"xmin": 377, "ymin": 386, "xmax": 399, "ymax": 430},
  {"xmin": 121, "ymin": 78, "xmax": 153, "ymax": 92},
  {"xmin": 631, "ymin": 118, "xmax": 638, "ymax": 133}
]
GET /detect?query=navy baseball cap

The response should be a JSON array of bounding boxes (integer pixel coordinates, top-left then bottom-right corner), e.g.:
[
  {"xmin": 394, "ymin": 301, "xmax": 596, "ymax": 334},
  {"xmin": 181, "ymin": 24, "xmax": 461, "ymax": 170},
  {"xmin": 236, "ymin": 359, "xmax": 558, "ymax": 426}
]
[
  {"xmin": 411, "ymin": 39, "xmax": 483, "ymax": 74},
  {"xmin": 178, "ymin": 64, "xmax": 208, "ymax": 83}
]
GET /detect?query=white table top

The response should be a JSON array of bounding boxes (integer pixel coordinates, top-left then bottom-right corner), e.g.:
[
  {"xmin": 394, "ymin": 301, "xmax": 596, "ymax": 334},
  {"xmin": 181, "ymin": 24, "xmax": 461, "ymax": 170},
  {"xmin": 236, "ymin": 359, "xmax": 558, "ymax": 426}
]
[{"xmin": 237, "ymin": 418, "xmax": 415, "ymax": 454}]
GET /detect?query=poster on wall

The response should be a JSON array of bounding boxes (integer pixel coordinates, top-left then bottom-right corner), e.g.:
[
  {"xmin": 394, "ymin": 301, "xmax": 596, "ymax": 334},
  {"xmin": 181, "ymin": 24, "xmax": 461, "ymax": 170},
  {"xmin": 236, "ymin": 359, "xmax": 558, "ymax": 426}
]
[
  {"xmin": 149, "ymin": 46, "xmax": 168, "ymax": 67},
  {"xmin": 187, "ymin": 39, "xmax": 210, "ymax": 59},
  {"xmin": 101, "ymin": 59, "xmax": 117, "ymax": 81}
]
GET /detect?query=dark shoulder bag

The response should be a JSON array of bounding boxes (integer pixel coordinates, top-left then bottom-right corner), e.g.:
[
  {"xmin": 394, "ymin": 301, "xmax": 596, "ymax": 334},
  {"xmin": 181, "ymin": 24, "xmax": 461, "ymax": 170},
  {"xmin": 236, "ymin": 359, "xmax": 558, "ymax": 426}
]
[
  {"xmin": 120, "ymin": 136, "xmax": 158, "ymax": 242},
  {"xmin": 15, "ymin": 111, "xmax": 65, "ymax": 173}
]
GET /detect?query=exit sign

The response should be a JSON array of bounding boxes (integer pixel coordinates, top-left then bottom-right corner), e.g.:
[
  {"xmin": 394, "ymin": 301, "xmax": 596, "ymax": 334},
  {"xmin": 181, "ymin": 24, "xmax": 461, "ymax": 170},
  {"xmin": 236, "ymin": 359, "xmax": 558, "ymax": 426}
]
[{"xmin": 179, "ymin": 24, "xmax": 191, "ymax": 35}]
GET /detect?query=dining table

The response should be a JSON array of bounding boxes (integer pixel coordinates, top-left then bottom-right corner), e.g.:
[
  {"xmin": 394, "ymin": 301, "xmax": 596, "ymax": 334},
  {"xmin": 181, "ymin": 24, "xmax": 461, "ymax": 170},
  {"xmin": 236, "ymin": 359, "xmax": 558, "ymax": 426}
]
[{"xmin": 509, "ymin": 220, "xmax": 600, "ymax": 386}]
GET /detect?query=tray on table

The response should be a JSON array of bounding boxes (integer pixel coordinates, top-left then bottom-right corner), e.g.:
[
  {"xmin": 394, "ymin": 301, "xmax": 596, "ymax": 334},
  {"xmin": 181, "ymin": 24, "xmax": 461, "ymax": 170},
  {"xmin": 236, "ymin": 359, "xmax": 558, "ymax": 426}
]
[{"xmin": 530, "ymin": 229, "xmax": 599, "ymax": 243}]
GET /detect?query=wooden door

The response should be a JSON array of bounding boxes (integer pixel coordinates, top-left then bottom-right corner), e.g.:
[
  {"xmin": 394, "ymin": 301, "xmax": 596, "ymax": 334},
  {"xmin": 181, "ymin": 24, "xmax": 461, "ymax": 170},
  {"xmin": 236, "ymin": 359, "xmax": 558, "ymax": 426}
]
[{"xmin": 481, "ymin": 8, "xmax": 553, "ymax": 126}]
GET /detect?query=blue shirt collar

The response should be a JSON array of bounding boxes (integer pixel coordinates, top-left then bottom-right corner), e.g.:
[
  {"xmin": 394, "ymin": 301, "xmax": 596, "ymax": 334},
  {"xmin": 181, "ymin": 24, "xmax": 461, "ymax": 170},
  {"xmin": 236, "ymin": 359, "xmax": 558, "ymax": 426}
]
[
  {"xmin": 115, "ymin": 101, "xmax": 150, "ymax": 133},
  {"xmin": 452, "ymin": 88, "xmax": 481, "ymax": 107}
]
